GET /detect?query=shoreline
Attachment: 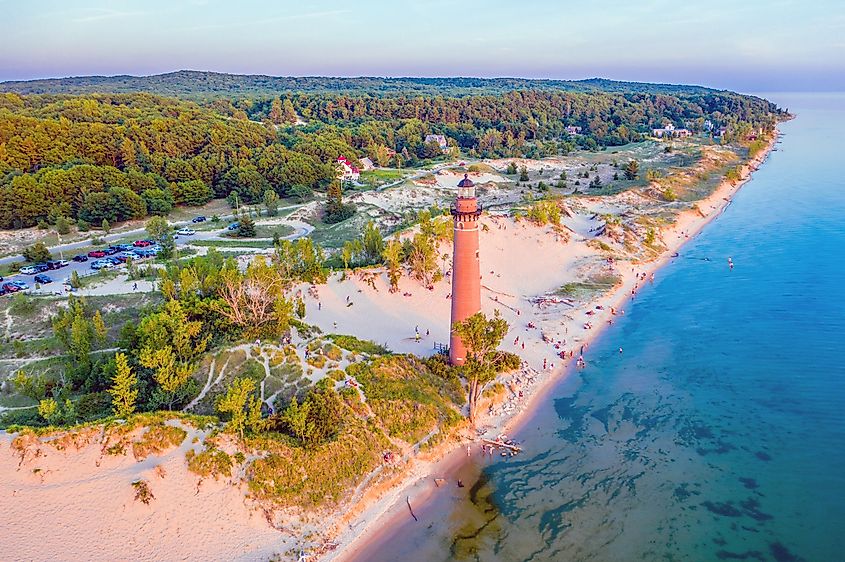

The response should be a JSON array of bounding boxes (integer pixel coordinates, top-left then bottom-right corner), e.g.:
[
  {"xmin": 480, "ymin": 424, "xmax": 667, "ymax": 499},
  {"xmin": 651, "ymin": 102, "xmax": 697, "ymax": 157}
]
[{"xmin": 327, "ymin": 131, "xmax": 780, "ymax": 562}]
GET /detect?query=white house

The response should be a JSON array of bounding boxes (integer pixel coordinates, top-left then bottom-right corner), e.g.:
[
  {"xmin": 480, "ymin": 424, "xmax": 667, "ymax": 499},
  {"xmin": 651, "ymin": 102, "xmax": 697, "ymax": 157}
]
[
  {"xmin": 337, "ymin": 155, "xmax": 360, "ymax": 182},
  {"xmin": 424, "ymin": 134, "xmax": 448, "ymax": 152},
  {"xmin": 652, "ymin": 123, "xmax": 692, "ymax": 138},
  {"xmin": 565, "ymin": 125, "xmax": 582, "ymax": 135}
]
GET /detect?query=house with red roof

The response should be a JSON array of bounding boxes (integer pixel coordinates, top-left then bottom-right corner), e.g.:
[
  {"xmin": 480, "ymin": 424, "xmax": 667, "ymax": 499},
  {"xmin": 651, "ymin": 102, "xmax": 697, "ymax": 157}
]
[{"xmin": 336, "ymin": 155, "xmax": 360, "ymax": 182}]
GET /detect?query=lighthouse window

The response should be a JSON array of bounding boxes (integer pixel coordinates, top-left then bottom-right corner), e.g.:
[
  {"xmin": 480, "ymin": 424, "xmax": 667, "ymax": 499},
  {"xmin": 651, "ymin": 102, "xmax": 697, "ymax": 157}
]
[{"xmin": 475, "ymin": 251, "xmax": 479, "ymax": 258}]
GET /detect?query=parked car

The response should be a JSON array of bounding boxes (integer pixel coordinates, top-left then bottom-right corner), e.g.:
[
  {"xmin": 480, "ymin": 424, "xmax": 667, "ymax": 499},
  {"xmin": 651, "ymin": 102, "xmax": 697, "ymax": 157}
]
[
  {"xmin": 90, "ymin": 260, "xmax": 114, "ymax": 270},
  {"xmin": 3, "ymin": 283, "xmax": 21, "ymax": 293},
  {"xmin": 133, "ymin": 239, "xmax": 153, "ymax": 247},
  {"xmin": 34, "ymin": 263, "xmax": 50, "ymax": 272},
  {"xmin": 102, "ymin": 247, "xmax": 119, "ymax": 255},
  {"xmin": 72, "ymin": 254, "xmax": 89, "ymax": 262},
  {"xmin": 19, "ymin": 265, "xmax": 39, "ymax": 275},
  {"xmin": 110, "ymin": 244, "xmax": 135, "ymax": 252},
  {"xmin": 118, "ymin": 250, "xmax": 140, "ymax": 260},
  {"xmin": 176, "ymin": 228, "xmax": 196, "ymax": 236},
  {"xmin": 46, "ymin": 260, "xmax": 68, "ymax": 270},
  {"xmin": 34, "ymin": 274, "xmax": 52, "ymax": 284},
  {"xmin": 6, "ymin": 280, "xmax": 28, "ymax": 290},
  {"xmin": 88, "ymin": 250, "xmax": 106, "ymax": 258},
  {"xmin": 227, "ymin": 222, "xmax": 239, "ymax": 231},
  {"xmin": 192, "ymin": 216, "xmax": 207, "ymax": 223}
]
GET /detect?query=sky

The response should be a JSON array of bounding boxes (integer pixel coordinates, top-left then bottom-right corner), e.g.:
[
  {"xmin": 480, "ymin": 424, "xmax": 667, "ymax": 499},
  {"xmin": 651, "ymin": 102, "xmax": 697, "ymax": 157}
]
[{"xmin": 2, "ymin": 0, "xmax": 843, "ymax": 92}]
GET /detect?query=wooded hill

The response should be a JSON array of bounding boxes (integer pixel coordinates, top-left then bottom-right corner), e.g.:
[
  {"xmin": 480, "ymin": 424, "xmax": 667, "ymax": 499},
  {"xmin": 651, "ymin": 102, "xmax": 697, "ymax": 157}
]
[
  {"xmin": 2, "ymin": 70, "xmax": 736, "ymax": 98},
  {"xmin": 0, "ymin": 74, "xmax": 785, "ymax": 229}
]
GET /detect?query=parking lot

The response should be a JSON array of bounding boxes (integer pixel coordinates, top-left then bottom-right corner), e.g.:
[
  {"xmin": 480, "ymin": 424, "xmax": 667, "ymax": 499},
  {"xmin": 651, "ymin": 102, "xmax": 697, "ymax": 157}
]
[{"xmin": 2, "ymin": 231, "xmax": 207, "ymax": 296}]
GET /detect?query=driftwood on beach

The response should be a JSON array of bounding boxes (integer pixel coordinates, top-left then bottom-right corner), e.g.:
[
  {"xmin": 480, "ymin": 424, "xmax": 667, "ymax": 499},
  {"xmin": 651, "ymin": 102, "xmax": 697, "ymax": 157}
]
[{"xmin": 481, "ymin": 438, "xmax": 522, "ymax": 453}]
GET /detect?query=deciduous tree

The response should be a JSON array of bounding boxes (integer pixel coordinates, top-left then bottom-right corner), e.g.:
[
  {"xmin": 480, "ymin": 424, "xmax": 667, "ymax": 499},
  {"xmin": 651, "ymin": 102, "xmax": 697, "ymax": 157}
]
[
  {"xmin": 108, "ymin": 352, "xmax": 138, "ymax": 418},
  {"xmin": 453, "ymin": 311, "xmax": 509, "ymax": 424},
  {"xmin": 217, "ymin": 377, "xmax": 264, "ymax": 441}
]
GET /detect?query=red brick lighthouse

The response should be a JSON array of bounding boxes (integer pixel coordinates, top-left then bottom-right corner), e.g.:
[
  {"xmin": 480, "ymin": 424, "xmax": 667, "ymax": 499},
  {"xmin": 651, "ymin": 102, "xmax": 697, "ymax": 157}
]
[{"xmin": 449, "ymin": 174, "xmax": 482, "ymax": 366}]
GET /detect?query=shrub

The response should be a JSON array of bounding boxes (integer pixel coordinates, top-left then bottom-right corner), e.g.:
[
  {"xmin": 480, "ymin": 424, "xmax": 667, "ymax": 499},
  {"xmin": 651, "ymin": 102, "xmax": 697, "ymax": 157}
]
[
  {"xmin": 132, "ymin": 424, "xmax": 187, "ymax": 460},
  {"xmin": 324, "ymin": 344, "xmax": 343, "ymax": 362},
  {"xmin": 326, "ymin": 369, "xmax": 346, "ymax": 381},
  {"xmin": 186, "ymin": 446, "xmax": 233, "ymax": 479},
  {"xmin": 22, "ymin": 241, "xmax": 51, "ymax": 263},
  {"xmin": 9, "ymin": 293, "xmax": 36, "ymax": 316},
  {"xmin": 76, "ymin": 392, "xmax": 112, "ymax": 422},
  {"xmin": 132, "ymin": 479, "xmax": 155, "ymax": 504}
]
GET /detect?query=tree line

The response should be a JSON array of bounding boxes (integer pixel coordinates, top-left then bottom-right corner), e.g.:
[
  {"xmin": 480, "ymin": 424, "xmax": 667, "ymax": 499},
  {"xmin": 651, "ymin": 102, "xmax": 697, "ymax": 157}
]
[
  {"xmin": 0, "ymin": 88, "xmax": 783, "ymax": 229},
  {"xmin": 0, "ymin": 93, "xmax": 352, "ymax": 228}
]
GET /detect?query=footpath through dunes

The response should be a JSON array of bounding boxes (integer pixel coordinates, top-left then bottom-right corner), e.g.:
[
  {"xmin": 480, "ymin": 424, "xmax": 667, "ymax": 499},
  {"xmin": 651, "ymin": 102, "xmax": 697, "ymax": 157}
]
[
  {"xmin": 331, "ymin": 134, "xmax": 781, "ymax": 561},
  {"xmin": 0, "ymin": 128, "xmax": 781, "ymax": 561},
  {"xmin": 0, "ymin": 418, "xmax": 288, "ymax": 561}
]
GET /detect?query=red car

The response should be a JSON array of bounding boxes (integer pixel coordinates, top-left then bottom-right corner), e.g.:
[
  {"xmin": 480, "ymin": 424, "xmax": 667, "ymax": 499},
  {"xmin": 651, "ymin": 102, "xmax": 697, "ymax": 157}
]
[
  {"xmin": 3, "ymin": 283, "xmax": 21, "ymax": 293},
  {"xmin": 88, "ymin": 250, "xmax": 107, "ymax": 258},
  {"xmin": 133, "ymin": 240, "xmax": 153, "ymax": 247}
]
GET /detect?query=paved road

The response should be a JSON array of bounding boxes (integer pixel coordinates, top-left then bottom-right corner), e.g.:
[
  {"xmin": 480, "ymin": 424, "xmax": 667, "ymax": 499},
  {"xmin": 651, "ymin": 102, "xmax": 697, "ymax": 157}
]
[{"xmin": 0, "ymin": 214, "xmax": 242, "ymax": 267}]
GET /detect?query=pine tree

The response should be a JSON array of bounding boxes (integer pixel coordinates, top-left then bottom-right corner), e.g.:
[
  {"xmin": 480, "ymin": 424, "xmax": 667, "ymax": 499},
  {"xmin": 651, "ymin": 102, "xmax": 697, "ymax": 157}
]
[
  {"xmin": 92, "ymin": 310, "xmax": 107, "ymax": 341},
  {"xmin": 282, "ymin": 98, "xmax": 298, "ymax": 123},
  {"xmin": 109, "ymin": 352, "xmax": 138, "ymax": 418},
  {"xmin": 263, "ymin": 189, "xmax": 279, "ymax": 217},
  {"xmin": 55, "ymin": 216, "xmax": 71, "ymax": 235},
  {"xmin": 268, "ymin": 98, "xmax": 283, "ymax": 124},
  {"xmin": 237, "ymin": 212, "xmax": 256, "ymax": 237}
]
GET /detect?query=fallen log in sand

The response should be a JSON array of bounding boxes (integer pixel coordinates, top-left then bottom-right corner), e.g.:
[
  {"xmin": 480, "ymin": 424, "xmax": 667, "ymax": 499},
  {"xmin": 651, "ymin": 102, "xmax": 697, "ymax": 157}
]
[{"xmin": 481, "ymin": 438, "xmax": 522, "ymax": 453}]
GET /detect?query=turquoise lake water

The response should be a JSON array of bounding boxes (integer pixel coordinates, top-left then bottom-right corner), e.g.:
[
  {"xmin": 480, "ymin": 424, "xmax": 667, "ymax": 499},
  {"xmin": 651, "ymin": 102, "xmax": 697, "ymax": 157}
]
[{"xmin": 352, "ymin": 93, "xmax": 845, "ymax": 562}]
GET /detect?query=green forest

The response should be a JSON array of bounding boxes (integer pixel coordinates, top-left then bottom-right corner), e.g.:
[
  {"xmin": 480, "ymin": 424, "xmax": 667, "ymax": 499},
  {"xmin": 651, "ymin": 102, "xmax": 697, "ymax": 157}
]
[{"xmin": 0, "ymin": 75, "xmax": 784, "ymax": 229}]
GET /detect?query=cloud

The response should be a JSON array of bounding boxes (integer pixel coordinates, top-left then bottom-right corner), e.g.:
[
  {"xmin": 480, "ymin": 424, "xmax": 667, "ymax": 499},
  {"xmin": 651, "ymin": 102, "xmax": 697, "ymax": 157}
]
[{"xmin": 71, "ymin": 8, "xmax": 147, "ymax": 23}]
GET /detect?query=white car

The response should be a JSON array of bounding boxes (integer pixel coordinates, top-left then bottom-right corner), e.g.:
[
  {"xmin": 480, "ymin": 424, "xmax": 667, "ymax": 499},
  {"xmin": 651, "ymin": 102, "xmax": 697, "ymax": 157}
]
[
  {"xmin": 90, "ymin": 260, "xmax": 115, "ymax": 270},
  {"xmin": 176, "ymin": 228, "xmax": 196, "ymax": 236},
  {"xmin": 19, "ymin": 265, "xmax": 38, "ymax": 275}
]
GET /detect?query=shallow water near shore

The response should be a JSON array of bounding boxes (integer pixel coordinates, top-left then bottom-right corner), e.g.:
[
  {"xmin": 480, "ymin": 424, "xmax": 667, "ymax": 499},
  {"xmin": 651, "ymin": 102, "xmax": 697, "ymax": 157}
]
[{"xmin": 350, "ymin": 93, "xmax": 845, "ymax": 562}]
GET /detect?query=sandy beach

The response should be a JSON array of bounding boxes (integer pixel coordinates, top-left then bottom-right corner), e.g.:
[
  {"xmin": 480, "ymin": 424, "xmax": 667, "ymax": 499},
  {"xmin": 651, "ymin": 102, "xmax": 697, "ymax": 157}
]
[
  {"xmin": 327, "ymin": 132, "xmax": 779, "ymax": 562},
  {"xmin": 0, "ymin": 134, "xmax": 777, "ymax": 562}
]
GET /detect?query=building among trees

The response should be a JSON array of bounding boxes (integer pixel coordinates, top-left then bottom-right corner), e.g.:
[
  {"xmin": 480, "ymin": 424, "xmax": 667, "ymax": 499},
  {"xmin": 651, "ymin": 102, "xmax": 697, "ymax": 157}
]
[
  {"xmin": 652, "ymin": 123, "xmax": 692, "ymax": 138},
  {"xmin": 336, "ymin": 155, "xmax": 360, "ymax": 182},
  {"xmin": 424, "ymin": 134, "xmax": 448, "ymax": 152}
]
